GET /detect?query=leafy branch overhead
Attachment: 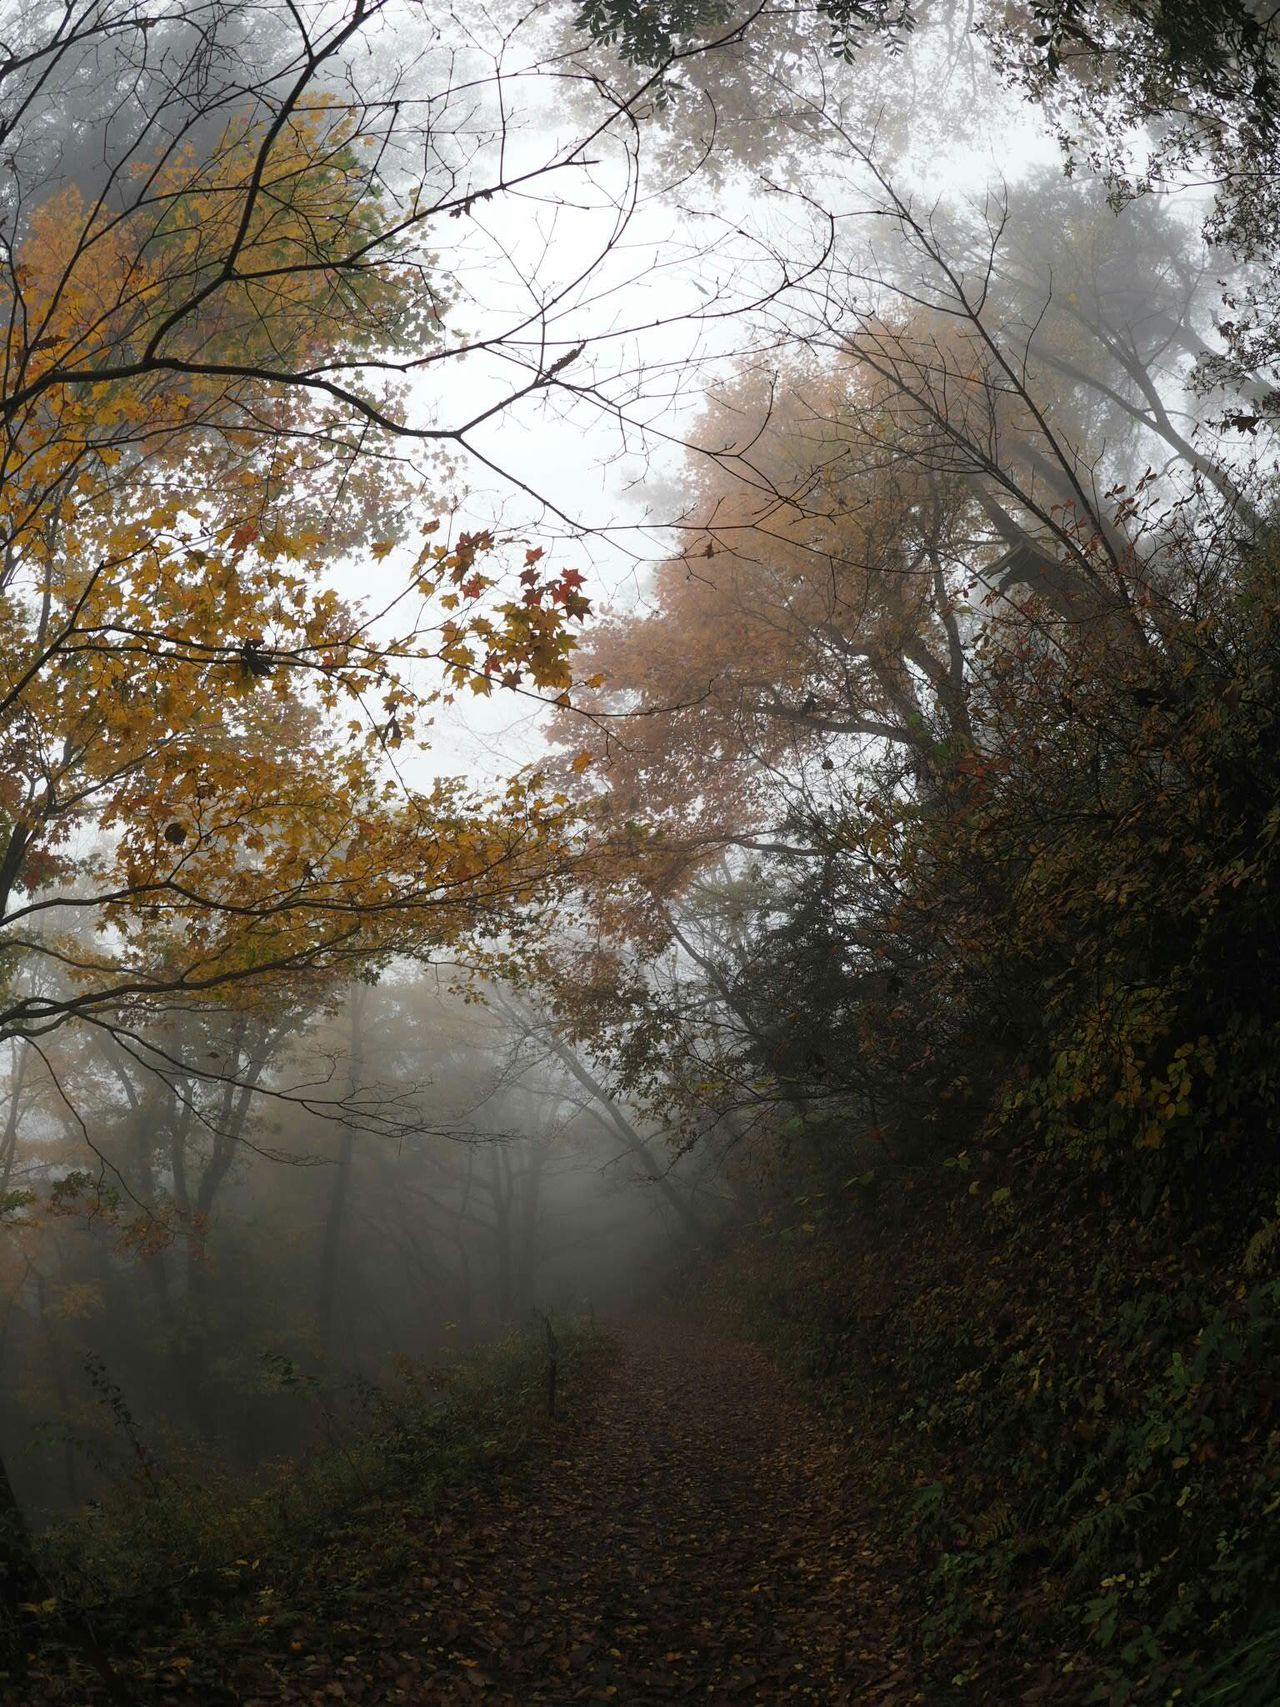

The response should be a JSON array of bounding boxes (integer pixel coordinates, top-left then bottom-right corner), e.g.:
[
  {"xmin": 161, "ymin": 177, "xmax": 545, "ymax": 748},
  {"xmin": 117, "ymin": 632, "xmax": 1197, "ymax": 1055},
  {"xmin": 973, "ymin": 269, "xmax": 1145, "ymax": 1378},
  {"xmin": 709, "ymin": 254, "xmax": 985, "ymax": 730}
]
[
  {"xmin": 5, "ymin": 0, "xmax": 1280, "ymax": 1703},
  {"xmin": 0, "ymin": 40, "xmax": 594, "ymax": 1049}
]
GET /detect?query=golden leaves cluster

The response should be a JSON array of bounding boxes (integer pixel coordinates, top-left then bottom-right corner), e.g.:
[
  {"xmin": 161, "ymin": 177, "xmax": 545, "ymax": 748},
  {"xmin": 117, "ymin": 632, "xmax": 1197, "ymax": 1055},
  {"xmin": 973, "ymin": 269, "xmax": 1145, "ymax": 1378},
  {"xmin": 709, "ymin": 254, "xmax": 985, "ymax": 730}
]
[{"xmin": 0, "ymin": 107, "xmax": 590, "ymax": 1017}]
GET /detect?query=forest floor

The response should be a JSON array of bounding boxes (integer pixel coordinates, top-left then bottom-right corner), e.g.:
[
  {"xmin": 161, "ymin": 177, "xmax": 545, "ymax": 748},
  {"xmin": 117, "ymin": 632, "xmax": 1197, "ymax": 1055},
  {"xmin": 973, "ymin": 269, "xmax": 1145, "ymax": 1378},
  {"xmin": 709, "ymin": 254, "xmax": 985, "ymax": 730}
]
[
  {"xmin": 37, "ymin": 1316, "xmax": 929, "ymax": 1705},
  {"xmin": 346, "ymin": 1315, "xmax": 923, "ymax": 1707}
]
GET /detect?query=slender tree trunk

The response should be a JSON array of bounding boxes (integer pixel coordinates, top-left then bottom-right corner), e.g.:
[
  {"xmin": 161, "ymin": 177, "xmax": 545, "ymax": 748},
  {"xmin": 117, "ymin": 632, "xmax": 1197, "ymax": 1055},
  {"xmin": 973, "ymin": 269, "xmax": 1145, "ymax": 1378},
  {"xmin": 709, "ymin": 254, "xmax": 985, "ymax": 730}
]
[
  {"xmin": 454, "ymin": 1151, "xmax": 476, "ymax": 1335},
  {"xmin": 0, "ymin": 1042, "xmax": 30, "ymax": 1201},
  {"xmin": 318, "ymin": 983, "xmax": 368, "ymax": 1356},
  {"xmin": 34, "ymin": 1272, "xmax": 80, "ymax": 1508},
  {"xmin": 317, "ymin": 1128, "xmax": 355, "ymax": 1352},
  {"xmin": 514, "ymin": 1142, "xmax": 546, "ymax": 1311},
  {"xmin": 490, "ymin": 1148, "xmax": 513, "ymax": 1324},
  {"xmin": 456, "ymin": 1238, "xmax": 474, "ymax": 1336},
  {"xmin": 491, "ymin": 994, "xmax": 714, "ymax": 1250}
]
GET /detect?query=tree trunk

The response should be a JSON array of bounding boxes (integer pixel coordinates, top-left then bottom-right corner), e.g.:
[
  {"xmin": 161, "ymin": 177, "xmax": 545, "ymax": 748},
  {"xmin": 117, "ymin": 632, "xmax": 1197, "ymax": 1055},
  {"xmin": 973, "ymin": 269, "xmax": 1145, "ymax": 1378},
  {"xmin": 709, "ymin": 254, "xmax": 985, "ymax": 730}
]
[
  {"xmin": 490, "ymin": 1147, "xmax": 513, "ymax": 1324},
  {"xmin": 491, "ymin": 994, "xmax": 714, "ymax": 1251},
  {"xmin": 318, "ymin": 983, "xmax": 368, "ymax": 1356},
  {"xmin": 514, "ymin": 1144, "xmax": 546, "ymax": 1313},
  {"xmin": 0, "ymin": 1042, "xmax": 30, "ymax": 1201}
]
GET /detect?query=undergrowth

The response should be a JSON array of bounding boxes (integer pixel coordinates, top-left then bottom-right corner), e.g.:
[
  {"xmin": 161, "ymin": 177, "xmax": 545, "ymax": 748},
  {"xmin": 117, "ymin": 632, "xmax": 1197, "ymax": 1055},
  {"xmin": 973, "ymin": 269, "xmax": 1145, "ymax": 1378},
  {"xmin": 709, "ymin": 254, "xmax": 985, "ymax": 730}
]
[
  {"xmin": 712, "ymin": 1168, "xmax": 1280, "ymax": 1707},
  {"xmin": 11, "ymin": 1317, "xmax": 607, "ymax": 1698}
]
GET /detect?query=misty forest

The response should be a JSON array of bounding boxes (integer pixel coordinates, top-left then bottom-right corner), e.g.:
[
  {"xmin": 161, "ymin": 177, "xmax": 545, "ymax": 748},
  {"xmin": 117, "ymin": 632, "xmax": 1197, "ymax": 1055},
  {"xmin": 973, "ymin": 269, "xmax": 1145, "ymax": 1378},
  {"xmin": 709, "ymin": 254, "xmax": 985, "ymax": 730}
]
[{"xmin": 1, "ymin": 0, "xmax": 1279, "ymax": 1701}]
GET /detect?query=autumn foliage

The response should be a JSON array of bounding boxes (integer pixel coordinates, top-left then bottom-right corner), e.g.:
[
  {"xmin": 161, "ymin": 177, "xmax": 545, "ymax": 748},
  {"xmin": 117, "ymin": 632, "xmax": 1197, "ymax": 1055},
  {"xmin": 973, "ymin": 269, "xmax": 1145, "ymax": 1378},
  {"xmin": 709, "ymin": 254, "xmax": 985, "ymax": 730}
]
[
  {"xmin": 0, "ymin": 102, "xmax": 592, "ymax": 1047},
  {"xmin": 540, "ymin": 316, "xmax": 1280, "ymax": 1694}
]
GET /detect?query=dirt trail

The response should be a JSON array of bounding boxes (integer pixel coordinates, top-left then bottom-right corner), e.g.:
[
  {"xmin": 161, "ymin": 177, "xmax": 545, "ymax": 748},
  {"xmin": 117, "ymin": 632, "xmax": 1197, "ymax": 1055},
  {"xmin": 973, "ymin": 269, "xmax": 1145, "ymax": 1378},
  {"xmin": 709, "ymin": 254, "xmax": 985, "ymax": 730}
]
[{"xmin": 241, "ymin": 1317, "xmax": 918, "ymax": 1705}]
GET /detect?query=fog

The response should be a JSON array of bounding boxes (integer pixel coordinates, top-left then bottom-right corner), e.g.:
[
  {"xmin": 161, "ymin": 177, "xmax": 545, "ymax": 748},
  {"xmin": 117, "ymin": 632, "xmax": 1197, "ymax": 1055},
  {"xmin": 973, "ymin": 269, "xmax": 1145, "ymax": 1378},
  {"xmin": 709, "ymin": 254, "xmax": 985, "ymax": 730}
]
[
  {"xmin": 0, "ymin": 2, "xmax": 1245, "ymax": 1513},
  {"xmin": 0, "ymin": 968, "xmax": 739, "ymax": 1519},
  {"xmin": 2, "ymin": 2, "xmax": 1278, "ymax": 1688}
]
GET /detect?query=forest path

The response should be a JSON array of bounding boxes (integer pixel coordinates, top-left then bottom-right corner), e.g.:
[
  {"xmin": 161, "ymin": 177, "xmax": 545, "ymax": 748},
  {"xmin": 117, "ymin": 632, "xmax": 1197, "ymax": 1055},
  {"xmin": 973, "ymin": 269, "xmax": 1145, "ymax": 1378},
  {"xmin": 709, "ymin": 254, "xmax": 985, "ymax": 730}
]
[{"xmin": 243, "ymin": 1316, "xmax": 919, "ymax": 1705}]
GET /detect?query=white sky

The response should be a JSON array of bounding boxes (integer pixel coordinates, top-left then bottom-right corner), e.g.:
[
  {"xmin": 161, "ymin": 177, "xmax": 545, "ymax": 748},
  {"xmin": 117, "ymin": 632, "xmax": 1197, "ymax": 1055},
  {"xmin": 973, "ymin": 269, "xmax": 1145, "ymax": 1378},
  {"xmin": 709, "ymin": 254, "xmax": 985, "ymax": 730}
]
[{"xmin": 333, "ymin": 2, "xmax": 1066, "ymax": 786}]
